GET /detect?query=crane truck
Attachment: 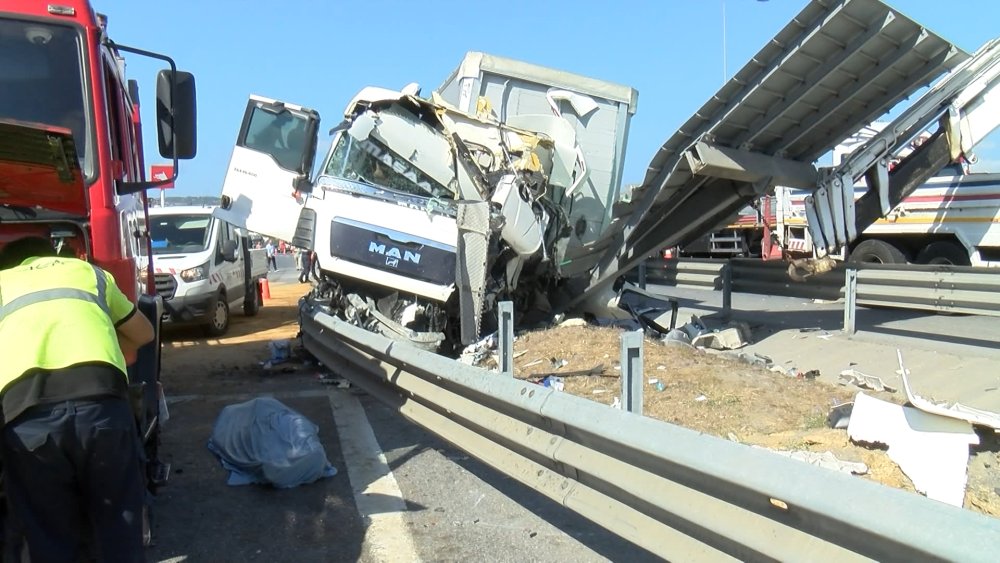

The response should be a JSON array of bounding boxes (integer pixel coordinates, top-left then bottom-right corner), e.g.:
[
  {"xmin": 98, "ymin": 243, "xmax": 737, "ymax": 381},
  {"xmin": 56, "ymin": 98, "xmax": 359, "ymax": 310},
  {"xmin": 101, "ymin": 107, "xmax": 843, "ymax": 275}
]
[
  {"xmin": 675, "ymin": 122, "xmax": 1000, "ymax": 268},
  {"xmin": 0, "ymin": 0, "xmax": 197, "ymax": 542},
  {"xmin": 214, "ymin": 0, "xmax": 1000, "ymax": 352}
]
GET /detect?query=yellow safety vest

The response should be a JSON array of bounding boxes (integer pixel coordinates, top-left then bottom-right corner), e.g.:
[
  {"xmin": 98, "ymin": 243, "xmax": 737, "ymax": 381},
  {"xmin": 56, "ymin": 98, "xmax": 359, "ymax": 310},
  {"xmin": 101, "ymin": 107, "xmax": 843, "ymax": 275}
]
[{"xmin": 0, "ymin": 257, "xmax": 133, "ymax": 390}]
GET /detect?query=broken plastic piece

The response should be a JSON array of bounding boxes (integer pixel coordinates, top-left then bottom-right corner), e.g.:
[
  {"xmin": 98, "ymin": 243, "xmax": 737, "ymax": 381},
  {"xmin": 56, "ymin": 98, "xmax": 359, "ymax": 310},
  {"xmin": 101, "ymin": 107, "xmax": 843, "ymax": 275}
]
[
  {"xmin": 839, "ymin": 369, "xmax": 897, "ymax": 393},
  {"xmin": 827, "ymin": 402, "xmax": 853, "ymax": 429},
  {"xmin": 897, "ymin": 350, "xmax": 1000, "ymax": 430},
  {"xmin": 847, "ymin": 392, "xmax": 978, "ymax": 507}
]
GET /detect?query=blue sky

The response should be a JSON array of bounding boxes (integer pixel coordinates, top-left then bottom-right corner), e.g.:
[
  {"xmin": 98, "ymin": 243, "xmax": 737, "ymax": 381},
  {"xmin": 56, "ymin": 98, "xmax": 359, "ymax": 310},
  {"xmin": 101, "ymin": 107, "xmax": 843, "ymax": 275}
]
[{"xmin": 96, "ymin": 0, "xmax": 1000, "ymax": 198}]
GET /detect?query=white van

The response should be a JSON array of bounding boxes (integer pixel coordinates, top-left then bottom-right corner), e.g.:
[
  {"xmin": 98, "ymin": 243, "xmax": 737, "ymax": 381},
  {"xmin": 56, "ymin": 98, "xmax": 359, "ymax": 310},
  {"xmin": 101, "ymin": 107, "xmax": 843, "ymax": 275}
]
[{"xmin": 147, "ymin": 206, "xmax": 268, "ymax": 335}]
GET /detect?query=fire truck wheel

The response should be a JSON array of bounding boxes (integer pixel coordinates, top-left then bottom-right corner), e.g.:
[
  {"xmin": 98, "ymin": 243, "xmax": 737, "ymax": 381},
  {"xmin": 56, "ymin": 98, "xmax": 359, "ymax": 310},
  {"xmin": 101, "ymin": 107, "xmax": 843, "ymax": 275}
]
[
  {"xmin": 205, "ymin": 293, "xmax": 230, "ymax": 336},
  {"xmin": 849, "ymin": 239, "xmax": 907, "ymax": 265},
  {"xmin": 915, "ymin": 241, "xmax": 971, "ymax": 266}
]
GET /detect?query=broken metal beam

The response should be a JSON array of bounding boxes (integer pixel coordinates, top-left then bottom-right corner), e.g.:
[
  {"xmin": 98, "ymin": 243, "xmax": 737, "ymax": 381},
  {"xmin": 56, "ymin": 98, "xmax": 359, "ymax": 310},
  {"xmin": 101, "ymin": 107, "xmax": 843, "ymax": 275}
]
[{"xmin": 685, "ymin": 141, "xmax": 817, "ymax": 189}]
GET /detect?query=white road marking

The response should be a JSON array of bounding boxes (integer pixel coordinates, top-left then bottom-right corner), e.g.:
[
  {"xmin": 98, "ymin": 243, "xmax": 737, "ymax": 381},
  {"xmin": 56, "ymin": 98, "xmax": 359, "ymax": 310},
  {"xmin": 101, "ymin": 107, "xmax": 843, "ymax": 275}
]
[{"xmin": 328, "ymin": 389, "xmax": 420, "ymax": 563}]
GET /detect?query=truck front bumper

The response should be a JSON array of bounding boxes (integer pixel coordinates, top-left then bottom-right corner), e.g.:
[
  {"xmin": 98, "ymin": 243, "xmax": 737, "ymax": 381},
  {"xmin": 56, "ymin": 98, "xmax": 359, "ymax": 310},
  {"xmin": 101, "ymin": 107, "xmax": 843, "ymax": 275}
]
[{"xmin": 162, "ymin": 292, "xmax": 218, "ymax": 325}]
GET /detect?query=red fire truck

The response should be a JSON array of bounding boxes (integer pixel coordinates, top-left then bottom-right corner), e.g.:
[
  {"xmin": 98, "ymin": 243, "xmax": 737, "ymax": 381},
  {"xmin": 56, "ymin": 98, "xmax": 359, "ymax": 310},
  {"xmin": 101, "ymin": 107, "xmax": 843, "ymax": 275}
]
[{"xmin": 0, "ymin": 0, "xmax": 196, "ymax": 536}]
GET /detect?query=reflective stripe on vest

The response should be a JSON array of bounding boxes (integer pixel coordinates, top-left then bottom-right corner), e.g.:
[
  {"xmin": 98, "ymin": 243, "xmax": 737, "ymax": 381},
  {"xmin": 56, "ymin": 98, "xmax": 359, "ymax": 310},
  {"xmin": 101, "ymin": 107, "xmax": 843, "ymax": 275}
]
[{"xmin": 0, "ymin": 264, "xmax": 110, "ymax": 320}]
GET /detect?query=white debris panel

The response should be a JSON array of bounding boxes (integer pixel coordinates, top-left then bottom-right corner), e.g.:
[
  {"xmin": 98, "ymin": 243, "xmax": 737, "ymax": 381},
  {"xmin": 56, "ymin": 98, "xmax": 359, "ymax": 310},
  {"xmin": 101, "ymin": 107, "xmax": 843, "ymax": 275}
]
[
  {"xmin": 847, "ymin": 392, "xmax": 978, "ymax": 507},
  {"xmin": 898, "ymin": 350, "xmax": 1000, "ymax": 431}
]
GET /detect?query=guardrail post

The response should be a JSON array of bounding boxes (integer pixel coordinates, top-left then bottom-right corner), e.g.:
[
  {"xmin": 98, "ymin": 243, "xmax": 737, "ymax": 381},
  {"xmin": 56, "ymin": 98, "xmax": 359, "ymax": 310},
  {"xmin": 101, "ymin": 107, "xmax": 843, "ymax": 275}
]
[
  {"xmin": 638, "ymin": 261, "xmax": 647, "ymax": 289},
  {"xmin": 620, "ymin": 330, "xmax": 644, "ymax": 415},
  {"xmin": 722, "ymin": 262, "xmax": 732, "ymax": 318},
  {"xmin": 843, "ymin": 268, "xmax": 857, "ymax": 335},
  {"xmin": 499, "ymin": 301, "xmax": 514, "ymax": 377}
]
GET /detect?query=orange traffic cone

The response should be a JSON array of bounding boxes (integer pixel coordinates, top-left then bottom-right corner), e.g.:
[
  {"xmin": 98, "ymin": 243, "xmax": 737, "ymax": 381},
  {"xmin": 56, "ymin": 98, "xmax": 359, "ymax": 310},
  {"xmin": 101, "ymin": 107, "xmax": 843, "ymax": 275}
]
[{"xmin": 259, "ymin": 278, "xmax": 271, "ymax": 300}]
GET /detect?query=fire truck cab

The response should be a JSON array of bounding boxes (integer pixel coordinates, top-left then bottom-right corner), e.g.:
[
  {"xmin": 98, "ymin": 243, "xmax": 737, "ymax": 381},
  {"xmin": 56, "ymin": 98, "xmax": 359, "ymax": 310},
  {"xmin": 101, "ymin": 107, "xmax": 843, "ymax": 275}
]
[{"xmin": 0, "ymin": 0, "xmax": 197, "ymax": 523}]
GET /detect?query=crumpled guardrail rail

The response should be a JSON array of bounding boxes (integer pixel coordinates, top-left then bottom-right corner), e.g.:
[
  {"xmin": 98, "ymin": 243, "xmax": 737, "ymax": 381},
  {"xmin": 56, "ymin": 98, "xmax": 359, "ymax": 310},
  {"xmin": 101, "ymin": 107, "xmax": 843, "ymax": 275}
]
[{"xmin": 301, "ymin": 302, "xmax": 1000, "ymax": 562}]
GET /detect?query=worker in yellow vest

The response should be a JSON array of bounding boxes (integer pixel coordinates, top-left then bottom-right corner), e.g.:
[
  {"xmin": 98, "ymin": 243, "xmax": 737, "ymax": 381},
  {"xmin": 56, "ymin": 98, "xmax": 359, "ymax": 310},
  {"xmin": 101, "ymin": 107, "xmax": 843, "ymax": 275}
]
[{"xmin": 0, "ymin": 236, "xmax": 154, "ymax": 562}]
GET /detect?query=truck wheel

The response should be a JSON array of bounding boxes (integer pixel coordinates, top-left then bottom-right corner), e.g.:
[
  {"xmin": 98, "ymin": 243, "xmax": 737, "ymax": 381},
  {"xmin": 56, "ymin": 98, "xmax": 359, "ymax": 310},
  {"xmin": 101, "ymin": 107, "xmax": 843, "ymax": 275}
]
[
  {"xmin": 205, "ymin": 294, "xmax": 230, "ymax": 336},
  {"xmin": 915, "ymin": 241, "xmax": 971, "ymax": 266},
  {"xmin": 243, "ymin": 282, "xmax": 262, "ymax": 316},
  {"xmin": 848, "ymin": 239, "xmax": 907, "ymax": 265}
]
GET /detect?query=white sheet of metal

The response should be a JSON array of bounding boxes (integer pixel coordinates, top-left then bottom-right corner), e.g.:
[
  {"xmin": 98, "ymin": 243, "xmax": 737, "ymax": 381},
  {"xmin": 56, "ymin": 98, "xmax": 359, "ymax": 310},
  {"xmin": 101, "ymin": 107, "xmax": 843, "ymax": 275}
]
[{"xmin": 586, "ymin": 0, "xmax": 969, "ymax": 296}]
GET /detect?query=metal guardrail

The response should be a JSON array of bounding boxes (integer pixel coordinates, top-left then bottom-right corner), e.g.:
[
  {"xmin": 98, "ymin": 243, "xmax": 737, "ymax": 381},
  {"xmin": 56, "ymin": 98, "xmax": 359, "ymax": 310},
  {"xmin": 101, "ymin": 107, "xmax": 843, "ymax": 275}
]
[
  {"xmin": 634, "ymin": 258, "xmax": 844, "ymax": 301},
  {"xmin": 301, "ymin": 302, "xmax": 1000, "ymax": 561},
  {"xmin": 636, "ymin": 258, "xmax": 1000, "ymax": 321},
  {"xmin": 845, "ymin": 263, "xmax": 1000, "ymax": 333}
]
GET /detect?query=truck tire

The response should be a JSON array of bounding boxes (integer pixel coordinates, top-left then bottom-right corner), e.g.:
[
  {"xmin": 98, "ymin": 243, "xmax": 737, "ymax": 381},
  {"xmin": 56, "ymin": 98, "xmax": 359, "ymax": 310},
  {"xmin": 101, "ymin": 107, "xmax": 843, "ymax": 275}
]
[
  {"xmin": 848, "ymin": 239, "xmax": 907, "ymax": 265},
  {"xmin": 243, "ymin": 281, "xmax": 262, "ymax": 316},
  {"xmin": 915, "ymin": 241, "xmax": 971, "ymax": 266},
  {"xmin": 205, "ymin": 292, "xmax": 230, "ymax": 336}
]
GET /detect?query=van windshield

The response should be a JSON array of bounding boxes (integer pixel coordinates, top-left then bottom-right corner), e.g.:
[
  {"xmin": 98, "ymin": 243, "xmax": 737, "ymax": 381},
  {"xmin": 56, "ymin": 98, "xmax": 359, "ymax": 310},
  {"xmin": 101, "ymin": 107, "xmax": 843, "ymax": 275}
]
[{"xmin": 149, "ymin": 215, "xmax": 212, "ymax": 254}]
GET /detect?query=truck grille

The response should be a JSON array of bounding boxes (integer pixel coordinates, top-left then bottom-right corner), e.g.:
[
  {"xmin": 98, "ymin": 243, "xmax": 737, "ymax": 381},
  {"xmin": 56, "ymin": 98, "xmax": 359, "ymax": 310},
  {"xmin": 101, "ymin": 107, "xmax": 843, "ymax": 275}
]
[{"xmin": 154, "ymin": 274, "xmax": 177, "ymax": 300}]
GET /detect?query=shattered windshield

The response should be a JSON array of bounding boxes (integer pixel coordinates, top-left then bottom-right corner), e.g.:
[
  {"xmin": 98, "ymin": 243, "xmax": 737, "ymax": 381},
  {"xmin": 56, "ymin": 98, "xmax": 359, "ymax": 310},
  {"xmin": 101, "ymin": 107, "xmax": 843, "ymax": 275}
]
[
  {"xmin": 0, "ymin": 19, "xmax": 92, "ymax": 179},
  {"xmin": 323, "ymin": 134, "xmax": 453, "ymax": 199},
  {"xmin": 149, "ymin": 215, "xmax": 212, "ymax": 255}
]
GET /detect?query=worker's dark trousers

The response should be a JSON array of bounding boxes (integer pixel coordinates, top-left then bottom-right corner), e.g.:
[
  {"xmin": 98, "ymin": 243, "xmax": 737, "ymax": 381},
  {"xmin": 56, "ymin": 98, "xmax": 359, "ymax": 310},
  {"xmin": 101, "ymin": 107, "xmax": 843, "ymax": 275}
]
[{"xmin": 1, "ymin": 398, "xmax": 145, "ymax": 562}]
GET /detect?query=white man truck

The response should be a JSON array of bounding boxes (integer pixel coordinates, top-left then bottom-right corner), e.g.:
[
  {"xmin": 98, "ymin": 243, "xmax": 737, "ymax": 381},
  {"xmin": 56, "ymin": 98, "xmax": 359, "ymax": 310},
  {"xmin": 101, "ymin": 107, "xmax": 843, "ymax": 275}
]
[
  {"xmin": 212, "ymin": 1, "xmax": 1000, "ymax": 352},
  {"xmin": 147, "ymin": 206, "xmax": 267, "ymax": 336}
]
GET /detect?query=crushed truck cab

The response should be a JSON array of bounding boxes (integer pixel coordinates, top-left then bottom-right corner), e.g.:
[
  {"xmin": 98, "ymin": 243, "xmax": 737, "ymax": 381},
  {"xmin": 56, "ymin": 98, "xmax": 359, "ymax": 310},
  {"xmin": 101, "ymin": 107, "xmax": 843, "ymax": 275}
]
[{"xmin": 148, "ymin": 206, "xmax": 267, "ymax": 336}]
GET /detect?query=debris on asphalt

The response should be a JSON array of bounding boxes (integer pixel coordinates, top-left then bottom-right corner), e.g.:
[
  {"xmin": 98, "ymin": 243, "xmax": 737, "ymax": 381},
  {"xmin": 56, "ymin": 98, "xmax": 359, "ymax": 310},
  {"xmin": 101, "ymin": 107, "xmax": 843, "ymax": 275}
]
[
  {"xmin": 667, "ymin": 315, "xmax": 753, "ymax": 351},
  {"xmin": 839, "ymin": 369, "xmax": 897, "ymax": 393},
  {"xmin": 691, "ymin": 322, "xmax": 752, "ymax": 350},
  {"xmin": 707, "ymin": 349, "xmax": 773, "ymax": 368},
  {"xmin": 897, "ymin": 350, "xmax": 1000, "ymax": 430},
  {"xmin": 759, "ymin": 448, "xmax": 869, "ymax": 475},
  {"xmin": 261, "ymin": 339, "xmax": 292, "ymax": 369},
  {"xmin": 847, "ymin": 391, "xmax": 979, "ymax": 507},
  {"xmin": 827, "ymin": 402, "xmax": 854, "ymax": 429},
  {"xmin": 318, "ymin": 373, "xmax": 351, "ymax": 389}
]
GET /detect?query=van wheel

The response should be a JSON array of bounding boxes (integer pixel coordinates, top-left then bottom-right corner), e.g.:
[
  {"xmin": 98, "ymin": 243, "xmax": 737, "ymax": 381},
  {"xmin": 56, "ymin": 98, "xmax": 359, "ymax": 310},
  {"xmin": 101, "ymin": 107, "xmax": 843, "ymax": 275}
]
[
  {"xmin": 916, "ymin": 241, "xmax": 970, "ymax": 266},
  {"xmin": 205, "ymin": 294, "xmax": 229, "ymax": 336},
  {"xmin": 243, "ymin": 282, "xmax": 261, "ymax": 316},
  {"xmin": 848, "ymin": 239, "xmax": 907, "ymax": 264}
]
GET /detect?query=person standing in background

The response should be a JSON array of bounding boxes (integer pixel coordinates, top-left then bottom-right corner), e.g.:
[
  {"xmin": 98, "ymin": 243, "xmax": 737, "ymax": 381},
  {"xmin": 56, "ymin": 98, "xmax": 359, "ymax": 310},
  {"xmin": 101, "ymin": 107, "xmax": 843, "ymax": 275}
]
[{"xmin": 265, "ymin": 239, "xmax": 277, "ymax": 271}]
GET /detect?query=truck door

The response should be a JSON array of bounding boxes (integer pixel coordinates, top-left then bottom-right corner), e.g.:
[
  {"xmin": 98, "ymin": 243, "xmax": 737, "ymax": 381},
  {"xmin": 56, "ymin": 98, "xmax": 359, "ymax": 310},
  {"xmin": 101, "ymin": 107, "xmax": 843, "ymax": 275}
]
[{"xmin": 214, "ymin": 95, "xmax": 320, "ymax": 244}]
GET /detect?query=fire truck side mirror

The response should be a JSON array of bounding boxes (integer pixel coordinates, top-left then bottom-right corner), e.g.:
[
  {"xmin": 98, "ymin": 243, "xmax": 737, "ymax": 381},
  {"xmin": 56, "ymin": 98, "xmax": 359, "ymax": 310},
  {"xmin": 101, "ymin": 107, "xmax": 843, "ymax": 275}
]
[{"xmin": 156, "ymin": 70, "xmax": 197, "ymax": 160}]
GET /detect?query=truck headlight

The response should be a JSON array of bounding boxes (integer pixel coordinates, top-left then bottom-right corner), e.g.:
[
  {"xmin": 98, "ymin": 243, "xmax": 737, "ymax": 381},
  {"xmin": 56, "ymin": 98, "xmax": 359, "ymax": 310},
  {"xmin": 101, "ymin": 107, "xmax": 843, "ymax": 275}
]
[{"xmin": 179, "ymin": 262, "xmax": 209, "ymax": 282}]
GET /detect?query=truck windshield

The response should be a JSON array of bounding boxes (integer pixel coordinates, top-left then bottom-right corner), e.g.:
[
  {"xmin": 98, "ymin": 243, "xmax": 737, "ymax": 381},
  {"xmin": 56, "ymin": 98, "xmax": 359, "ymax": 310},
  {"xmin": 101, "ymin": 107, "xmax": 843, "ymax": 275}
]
[
  {"xmin": 149, "ymin": 215, "xmax": 212, "ymax": 254},
  {"xmin": 0, "ymin": 19, "xmax": 92, "ymax": 178},
  {"xmin": 324, "ymin": 134, "xmax": 453, "ymax": 199}
]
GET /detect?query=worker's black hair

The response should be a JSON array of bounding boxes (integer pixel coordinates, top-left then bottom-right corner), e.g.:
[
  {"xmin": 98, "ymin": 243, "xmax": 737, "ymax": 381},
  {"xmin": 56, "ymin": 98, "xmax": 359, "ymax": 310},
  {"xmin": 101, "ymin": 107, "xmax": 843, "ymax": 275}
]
[{"xmin": 0, "ymin": 236, "xmax": 57, "ymax": 270}]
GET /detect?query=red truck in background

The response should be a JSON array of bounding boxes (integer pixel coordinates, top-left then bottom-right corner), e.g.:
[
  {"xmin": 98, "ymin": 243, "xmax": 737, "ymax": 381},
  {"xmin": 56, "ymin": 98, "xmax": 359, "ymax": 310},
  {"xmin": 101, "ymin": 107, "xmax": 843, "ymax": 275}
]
[{"xmin": 0, "ymin": 0, "xmax": 196, "ymax": 539}]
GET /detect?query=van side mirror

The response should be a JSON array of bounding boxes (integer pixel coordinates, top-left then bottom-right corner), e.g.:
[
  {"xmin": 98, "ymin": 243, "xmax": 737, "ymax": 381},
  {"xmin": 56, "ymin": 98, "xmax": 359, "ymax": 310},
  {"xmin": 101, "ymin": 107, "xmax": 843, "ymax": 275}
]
[
  {"xmin": 221, "ymin": 239, "xmax": 238, "ymax": 262},
  {"xmin": 157, "ymin": 70, "xmax": 198, "ymax": 159}
]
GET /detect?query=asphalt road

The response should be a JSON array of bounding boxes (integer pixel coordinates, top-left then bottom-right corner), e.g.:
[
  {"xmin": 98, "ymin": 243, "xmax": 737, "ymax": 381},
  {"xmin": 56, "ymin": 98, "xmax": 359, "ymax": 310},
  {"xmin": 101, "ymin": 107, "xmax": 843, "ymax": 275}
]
[
  {"xmin": 145, "ymin": 262, "xmax": 999, "ymax": 561},
  {"xmin": 148, "ymin": 265, "xmax": 658, "ymax": 562}
]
